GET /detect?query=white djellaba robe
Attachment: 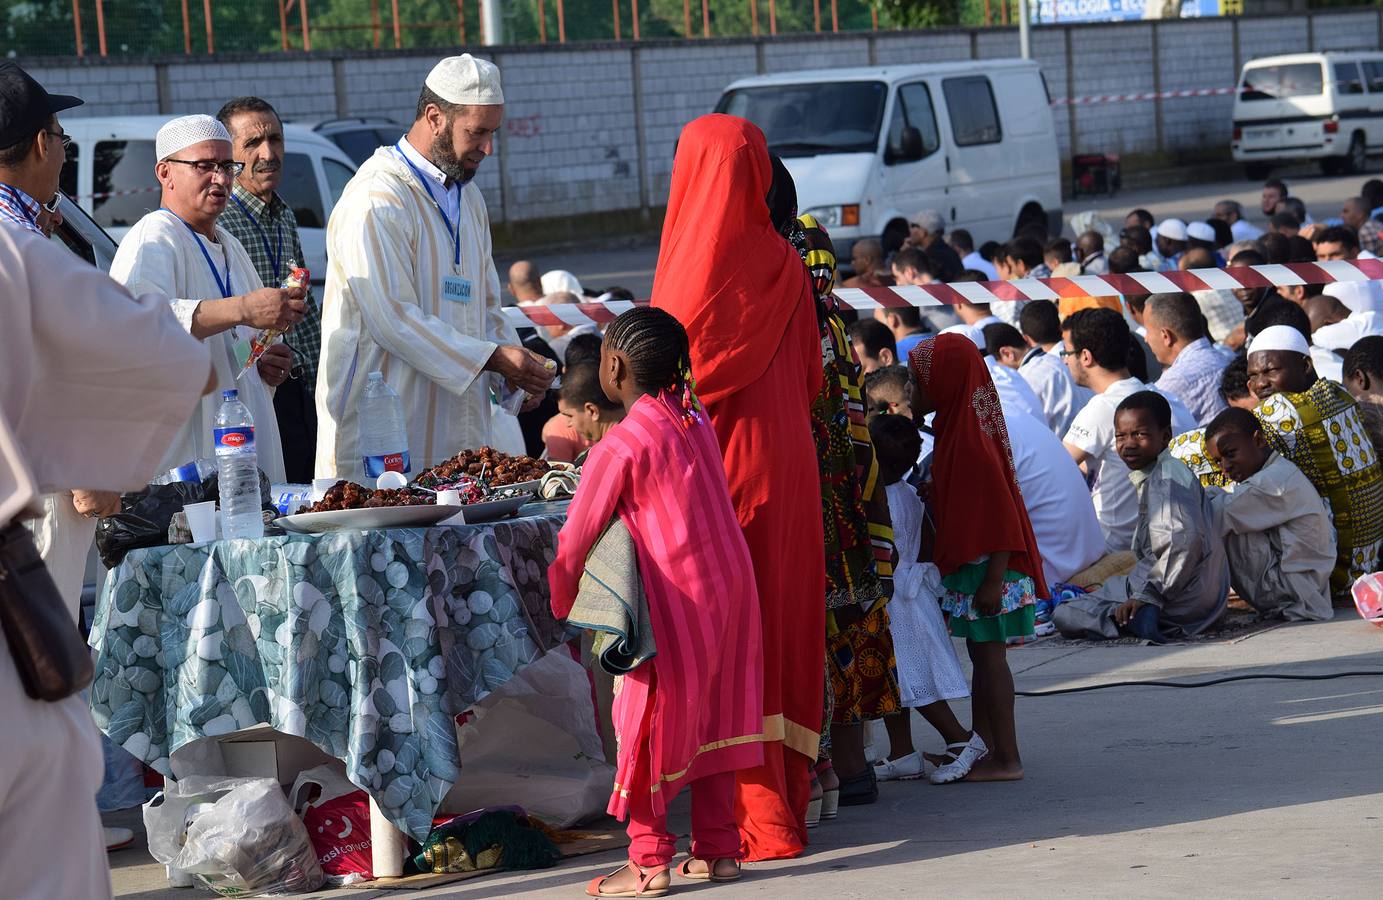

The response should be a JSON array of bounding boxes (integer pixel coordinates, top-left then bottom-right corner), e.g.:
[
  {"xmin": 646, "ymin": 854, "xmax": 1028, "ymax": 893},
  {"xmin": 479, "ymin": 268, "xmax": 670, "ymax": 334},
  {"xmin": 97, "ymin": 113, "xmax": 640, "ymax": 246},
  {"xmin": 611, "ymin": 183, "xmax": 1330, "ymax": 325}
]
[
  {"xmin": 110, "ymin": 210, "xmax": 286, "ymax": 482},
  {"xmin": 1, "ymin": 225, "xmax": 208, "ymax": 900},
  {"xmin": 316, "ymin": 147, "xmax": 521, "ymax": 480}
]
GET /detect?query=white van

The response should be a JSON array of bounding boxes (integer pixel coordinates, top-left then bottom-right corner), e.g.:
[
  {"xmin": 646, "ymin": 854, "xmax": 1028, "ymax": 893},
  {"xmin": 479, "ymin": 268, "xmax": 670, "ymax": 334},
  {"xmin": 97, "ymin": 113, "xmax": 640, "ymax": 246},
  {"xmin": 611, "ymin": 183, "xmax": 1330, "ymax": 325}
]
[
  {"xmin": 1231, "ymin": 52, "xmax": 1383, "ymax": 179},
  {"xmin": 716, "ymin": 59, "xmax": 1062, "ymax": 256},
  {"xmin": 59, "ymin": 116, "xmax": 358, "ymax": 282}
]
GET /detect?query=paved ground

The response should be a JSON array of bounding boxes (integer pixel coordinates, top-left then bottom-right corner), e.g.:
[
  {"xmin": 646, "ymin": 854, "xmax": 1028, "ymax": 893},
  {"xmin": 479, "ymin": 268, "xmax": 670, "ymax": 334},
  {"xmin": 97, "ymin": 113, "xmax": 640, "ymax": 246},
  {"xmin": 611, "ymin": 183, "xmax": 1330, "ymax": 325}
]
[
  {"xmin": 110, "ymin": 611, "xmax": 1383, "ymax": 899},
  {"xmin": 495, "ymin": 166, "xmax": 1373, "ymax": 301}
]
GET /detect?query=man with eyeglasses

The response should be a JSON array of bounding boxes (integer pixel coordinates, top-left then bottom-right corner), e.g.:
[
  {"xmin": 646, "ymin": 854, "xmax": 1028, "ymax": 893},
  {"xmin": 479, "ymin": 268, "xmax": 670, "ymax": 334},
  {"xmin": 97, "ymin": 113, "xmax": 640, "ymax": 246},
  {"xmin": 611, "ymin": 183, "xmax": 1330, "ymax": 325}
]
[
  {"xmin": 110, "ymin": 114, "xmax": 307, "ymax": 483},
  {"xmin": 216, "ymin": 96, "xmax": 320, "ymax": 484}
]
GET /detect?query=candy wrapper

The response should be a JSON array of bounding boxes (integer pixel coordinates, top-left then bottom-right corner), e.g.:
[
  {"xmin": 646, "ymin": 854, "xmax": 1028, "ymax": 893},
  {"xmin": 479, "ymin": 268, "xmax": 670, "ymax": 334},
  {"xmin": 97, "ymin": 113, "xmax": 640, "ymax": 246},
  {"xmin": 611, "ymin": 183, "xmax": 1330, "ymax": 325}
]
[{"xmin": 238, "ymin": 262, "xmax": 310, "ymax": 379}]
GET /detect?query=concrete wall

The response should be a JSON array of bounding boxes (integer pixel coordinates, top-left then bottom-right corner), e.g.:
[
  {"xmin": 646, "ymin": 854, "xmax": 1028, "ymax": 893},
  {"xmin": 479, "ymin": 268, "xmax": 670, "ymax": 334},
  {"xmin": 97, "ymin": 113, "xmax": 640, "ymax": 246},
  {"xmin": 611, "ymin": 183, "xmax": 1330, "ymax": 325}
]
[{"xmin": 21, "ymin": 9, "xmax": 1383, "ymax": 233}]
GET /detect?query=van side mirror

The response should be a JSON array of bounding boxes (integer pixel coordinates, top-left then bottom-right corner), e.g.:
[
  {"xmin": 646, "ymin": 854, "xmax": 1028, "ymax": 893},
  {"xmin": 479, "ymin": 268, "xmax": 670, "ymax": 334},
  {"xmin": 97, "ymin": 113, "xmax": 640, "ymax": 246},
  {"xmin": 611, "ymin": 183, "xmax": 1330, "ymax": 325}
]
[{"xmin": 886, "ymin": 126, "xmax": 925, "ymax": 165}]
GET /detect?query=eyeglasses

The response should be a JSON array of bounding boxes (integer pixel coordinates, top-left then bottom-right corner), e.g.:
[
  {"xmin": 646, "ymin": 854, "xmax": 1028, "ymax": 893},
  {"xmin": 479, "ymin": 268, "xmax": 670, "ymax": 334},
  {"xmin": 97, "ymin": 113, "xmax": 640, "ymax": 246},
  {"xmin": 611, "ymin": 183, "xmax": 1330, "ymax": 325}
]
[
  {"xmin": 41, "ymin": 192, "xmax": 61, "ymax": 214},
  {"xmin": 1058, "ymin": 348, "xmax": 1079, "ymax": 358},
  {"xmin": 43, "ymin": 130, "xmax": 71, "ymax": 152},
  {"xmin": 164, "ymin": 159, "xmax": 245, "ymax": 178}
]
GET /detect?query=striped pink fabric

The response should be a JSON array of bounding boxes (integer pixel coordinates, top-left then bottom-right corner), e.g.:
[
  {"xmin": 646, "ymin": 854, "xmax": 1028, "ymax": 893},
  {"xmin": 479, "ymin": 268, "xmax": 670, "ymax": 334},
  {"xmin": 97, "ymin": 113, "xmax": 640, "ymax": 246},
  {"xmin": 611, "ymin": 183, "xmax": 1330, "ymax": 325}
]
[{"xmin": 549, "ymin": 392, "xmax": 765, "ymax": 821}]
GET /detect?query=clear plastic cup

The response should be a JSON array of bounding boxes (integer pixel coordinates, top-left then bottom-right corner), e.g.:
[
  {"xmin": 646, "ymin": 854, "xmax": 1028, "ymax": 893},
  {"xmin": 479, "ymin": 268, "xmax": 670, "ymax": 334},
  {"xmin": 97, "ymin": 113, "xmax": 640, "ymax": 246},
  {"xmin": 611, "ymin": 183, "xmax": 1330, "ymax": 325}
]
[{"xmin": 183, "ymin": 501, "xmax": 217, "ymax": 543}]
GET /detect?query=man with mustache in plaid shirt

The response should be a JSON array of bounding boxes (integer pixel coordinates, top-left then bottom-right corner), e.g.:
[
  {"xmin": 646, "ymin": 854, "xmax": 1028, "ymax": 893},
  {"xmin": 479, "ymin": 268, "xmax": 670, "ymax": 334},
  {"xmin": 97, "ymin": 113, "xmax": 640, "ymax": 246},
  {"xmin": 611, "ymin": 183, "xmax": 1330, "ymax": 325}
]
[{"xmin": 217, "ymin": 96, "xmax": 322, "ymax": 483}]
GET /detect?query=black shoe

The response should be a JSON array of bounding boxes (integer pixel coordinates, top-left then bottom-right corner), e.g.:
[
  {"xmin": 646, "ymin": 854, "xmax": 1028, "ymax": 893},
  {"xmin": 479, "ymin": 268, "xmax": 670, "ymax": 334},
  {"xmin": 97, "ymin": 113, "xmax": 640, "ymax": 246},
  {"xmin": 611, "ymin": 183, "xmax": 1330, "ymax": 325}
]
[{"xmin": 837, "ymin": 766, "xmax": 879, "ymax": 806}]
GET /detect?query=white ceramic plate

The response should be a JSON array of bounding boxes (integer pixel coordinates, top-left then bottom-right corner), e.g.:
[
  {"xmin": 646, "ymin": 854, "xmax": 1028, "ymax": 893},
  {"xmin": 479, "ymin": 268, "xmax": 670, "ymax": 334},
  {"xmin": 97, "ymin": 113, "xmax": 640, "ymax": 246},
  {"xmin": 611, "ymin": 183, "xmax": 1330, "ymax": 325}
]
[
  {"xmin": 276, "ymin": 504, "xmax": 465, "ymax": 534},
  {"xmin": 492, "ymin": 478, "xmax": 542, "ymax": 495},
  {"xmin": 437, "ymin": 494, "xmax": 532, "ymax": 525}
]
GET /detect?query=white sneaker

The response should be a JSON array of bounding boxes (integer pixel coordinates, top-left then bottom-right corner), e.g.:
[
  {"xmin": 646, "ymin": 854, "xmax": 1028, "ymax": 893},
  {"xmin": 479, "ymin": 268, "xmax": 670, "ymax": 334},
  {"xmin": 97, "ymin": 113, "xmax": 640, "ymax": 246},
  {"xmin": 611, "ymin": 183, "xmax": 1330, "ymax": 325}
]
[
  {"xmin": 105, "ymin": 825, "xmax": 134, "ymax": 852},
  {"xmin": 873, "ymin": 751, "xmax": 930, "ymax": 782},
  {"xmin": 929, "ymin": 733, "xmax": 989, "ymax": 784}
]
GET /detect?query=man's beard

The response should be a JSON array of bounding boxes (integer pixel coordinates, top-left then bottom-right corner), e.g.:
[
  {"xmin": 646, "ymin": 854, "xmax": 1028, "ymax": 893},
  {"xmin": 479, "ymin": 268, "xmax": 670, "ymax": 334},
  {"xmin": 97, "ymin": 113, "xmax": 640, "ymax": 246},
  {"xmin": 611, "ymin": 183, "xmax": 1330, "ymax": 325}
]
[{"xmin": 431, "ymin": 127, "xmax": 478, "ymax": 185}]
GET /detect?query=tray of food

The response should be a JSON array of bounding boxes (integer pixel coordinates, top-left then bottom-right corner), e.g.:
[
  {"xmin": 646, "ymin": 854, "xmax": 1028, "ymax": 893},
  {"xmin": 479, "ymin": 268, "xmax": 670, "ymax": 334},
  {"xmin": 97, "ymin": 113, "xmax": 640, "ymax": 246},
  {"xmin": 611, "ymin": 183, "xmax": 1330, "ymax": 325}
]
[
  {"xmin": 277, "ymin": 482, "xmax": 457, "ymax": 533},
  {"xmin": 413, "ymin": 446, "xmax": 550, "ymax": 491}
]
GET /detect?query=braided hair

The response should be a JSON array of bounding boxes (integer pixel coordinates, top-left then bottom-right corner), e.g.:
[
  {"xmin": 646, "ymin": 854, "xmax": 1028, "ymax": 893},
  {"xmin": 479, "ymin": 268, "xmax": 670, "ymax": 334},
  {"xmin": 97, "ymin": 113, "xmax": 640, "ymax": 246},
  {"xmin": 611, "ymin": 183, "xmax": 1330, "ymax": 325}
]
[{"xmin": 603, "ymin": 307, "xmax": 702, "ymax": 423}]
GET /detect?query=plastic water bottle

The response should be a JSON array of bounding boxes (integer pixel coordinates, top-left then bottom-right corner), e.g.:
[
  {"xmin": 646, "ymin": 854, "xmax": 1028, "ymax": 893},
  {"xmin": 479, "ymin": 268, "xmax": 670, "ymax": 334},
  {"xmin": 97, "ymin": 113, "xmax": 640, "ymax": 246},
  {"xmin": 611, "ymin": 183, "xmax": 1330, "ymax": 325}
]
[
  {"xmin": 213, "ymin": 389, "xmax": 264, "ymax": 540},
  {"xmin": 358, "ymin": 372, "xmax": 410, "ymax": 478}
]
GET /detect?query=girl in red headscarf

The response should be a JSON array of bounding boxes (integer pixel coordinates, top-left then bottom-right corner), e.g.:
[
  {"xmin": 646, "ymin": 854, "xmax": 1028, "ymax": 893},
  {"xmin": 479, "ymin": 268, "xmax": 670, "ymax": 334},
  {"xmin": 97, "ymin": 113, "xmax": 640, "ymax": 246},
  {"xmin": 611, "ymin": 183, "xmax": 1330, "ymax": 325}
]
[
  {"xmin": 653, "ymin": 115, "xmax": 825, "ymax": 861},
  {"xmin": 909, "ymin": 333, "xmax": 1048, "ymax": 782}
]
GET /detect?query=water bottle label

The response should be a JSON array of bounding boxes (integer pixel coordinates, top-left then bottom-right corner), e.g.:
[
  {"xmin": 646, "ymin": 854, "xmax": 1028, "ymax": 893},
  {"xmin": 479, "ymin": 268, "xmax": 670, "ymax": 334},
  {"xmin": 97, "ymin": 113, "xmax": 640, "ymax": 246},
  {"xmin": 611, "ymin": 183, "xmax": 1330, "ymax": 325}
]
[
  {"xmin": 363, "ymin": 451, "xmax": 410, "ymax": 478},
  {"xmin": 169, "ymin": 460, "xmax": 202, "ymax": 483},
  {"xmin": 214, "ymin": 426, "xmax": 255, "ymax": 453}
]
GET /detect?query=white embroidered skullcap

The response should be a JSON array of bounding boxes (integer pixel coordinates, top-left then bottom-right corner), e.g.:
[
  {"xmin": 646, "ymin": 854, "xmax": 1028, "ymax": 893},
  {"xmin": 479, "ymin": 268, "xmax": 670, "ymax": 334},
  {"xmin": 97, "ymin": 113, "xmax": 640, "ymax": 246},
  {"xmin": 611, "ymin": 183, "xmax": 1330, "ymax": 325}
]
[
  {"xmin": 425, "ymin": 54, "xmax": 504, "ymax": 106},
  {"xmin": 540, "ymin": 269, "xmax": 583, "ymax": 297},
  {"xmin": 1248, "ymin": 324, "xmax": 1310, "ymax": 357},
  {"xmin": 1186, "ymin": 221, "xmax": 1216, "ymax": 243},
  {"xmin": 1157, "ymin": 218, "xmax": 1188, "ymax": 242},
  {"xmin": 155, "ymin": 114, "xmax": 231, "ymax": 161},
  {"xmin": 939, "ymin": 323, "xmax": 985, "ymax": 351}
]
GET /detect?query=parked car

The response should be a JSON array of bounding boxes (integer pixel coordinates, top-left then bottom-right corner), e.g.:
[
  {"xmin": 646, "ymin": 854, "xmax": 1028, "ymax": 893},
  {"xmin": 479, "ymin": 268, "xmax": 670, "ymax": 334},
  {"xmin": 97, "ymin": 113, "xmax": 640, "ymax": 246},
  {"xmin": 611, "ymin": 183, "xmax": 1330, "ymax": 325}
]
[
  {"xmin": 1232, "ymin": 51, "xmax": 1383, "ymax": 179},
  {"xmin": 293, "ymin": 116, "xmax": 405, "ymax": 166},
  {"xmin": 60, "ymin": 116, "xmax": 357, "ymax": 283},
  {"xmin": 716, "ymin": 59, "xmax": 1062, "ymax": 257}
]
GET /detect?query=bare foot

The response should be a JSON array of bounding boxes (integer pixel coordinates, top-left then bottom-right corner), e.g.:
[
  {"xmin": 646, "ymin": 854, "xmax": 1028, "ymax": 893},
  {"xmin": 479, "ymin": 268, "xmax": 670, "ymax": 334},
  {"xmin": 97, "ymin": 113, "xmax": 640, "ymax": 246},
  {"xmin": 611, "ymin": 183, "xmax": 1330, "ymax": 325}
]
[
  {"xmin": 817, "ymin": 765, "xmax": 840, "ymax": 793},
  {"xmin": 592, "ymin": 862, "xmax": 670, "ymax": 895},
  {"xmin": 680, "ymin": 858, "xmax": 741, "ymax": 879},
  {"xmin": 962, "ymin": 757, "xmax": 1024, "ymax": 782},
  {"xmin": 922, "ymin": 752, "xmax": 950, "ymax": 768}
]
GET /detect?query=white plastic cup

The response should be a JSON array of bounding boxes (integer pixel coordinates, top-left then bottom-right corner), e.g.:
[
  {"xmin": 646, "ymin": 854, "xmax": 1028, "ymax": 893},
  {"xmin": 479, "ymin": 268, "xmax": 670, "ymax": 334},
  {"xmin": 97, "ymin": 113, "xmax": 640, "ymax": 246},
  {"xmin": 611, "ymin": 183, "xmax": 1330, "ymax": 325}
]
[
  {"xmin": 166, "ymin": 865, "xmax": 194, "ymax": 888},
  {"xmin": 183, "ymin": 501, "xmax": 217, "ymax": 543},
  {"xmin": 310, "ymin": 477, "xmax": 337, "ymax": 503},
  {"xmin": 436, "ymin": 489, "xmax": 462, "ymax": 507},
  {"xmin": 375, "ymin": 470, "xmax": 408, "ymax": 490}
]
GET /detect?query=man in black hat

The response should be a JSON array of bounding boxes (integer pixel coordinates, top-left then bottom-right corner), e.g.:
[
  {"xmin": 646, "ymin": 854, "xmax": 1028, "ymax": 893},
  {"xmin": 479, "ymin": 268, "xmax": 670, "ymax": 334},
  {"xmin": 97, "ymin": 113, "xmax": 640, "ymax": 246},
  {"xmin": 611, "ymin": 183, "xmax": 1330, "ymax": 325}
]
[{"xmin": 0, "ymin": 61, "xmax": 81, "ymax": 236}]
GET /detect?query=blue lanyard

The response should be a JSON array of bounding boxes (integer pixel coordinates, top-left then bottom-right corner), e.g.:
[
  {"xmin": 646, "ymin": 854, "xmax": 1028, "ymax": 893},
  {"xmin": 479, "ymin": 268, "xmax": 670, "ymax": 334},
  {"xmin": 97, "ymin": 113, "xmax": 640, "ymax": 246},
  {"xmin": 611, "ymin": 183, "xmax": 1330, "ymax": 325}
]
[
  {"xmin": 161, "ymin": 208, "xmax": 232, "ymax": 298},
  {"xmin": 394, "ymin": 142, "xmax": 461, "ymax": 268},
  {"xmin": 230, "ymin": 193, "xmax": 283, "ymax": 282}
]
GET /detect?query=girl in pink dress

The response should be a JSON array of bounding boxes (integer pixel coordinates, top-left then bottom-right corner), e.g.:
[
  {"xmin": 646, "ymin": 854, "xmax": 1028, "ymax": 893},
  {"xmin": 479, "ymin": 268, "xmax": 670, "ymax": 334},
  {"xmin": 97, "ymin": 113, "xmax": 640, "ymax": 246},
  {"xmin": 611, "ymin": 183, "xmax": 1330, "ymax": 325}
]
[{"xmin": 550, "ymin": 307, "xmax": 766, "ymax": 897}]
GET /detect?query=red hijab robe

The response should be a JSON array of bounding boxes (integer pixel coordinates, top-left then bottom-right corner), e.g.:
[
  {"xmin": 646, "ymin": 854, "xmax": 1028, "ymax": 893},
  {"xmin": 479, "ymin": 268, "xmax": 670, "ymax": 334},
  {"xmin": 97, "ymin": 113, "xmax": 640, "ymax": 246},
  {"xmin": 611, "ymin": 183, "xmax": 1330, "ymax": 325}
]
[
  {"xmin": 910, "ymin": 334, "xmax": 1049, "ymax": 596},
  {"xmin": 652, "ymin": 114, "xmax": 825, "ymax": 861}
]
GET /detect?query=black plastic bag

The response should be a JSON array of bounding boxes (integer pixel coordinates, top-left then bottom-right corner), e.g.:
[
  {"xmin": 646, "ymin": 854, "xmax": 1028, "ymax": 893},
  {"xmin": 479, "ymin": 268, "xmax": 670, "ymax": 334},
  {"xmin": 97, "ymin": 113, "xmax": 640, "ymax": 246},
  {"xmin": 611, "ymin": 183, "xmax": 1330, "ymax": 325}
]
[{"xmin": 94, "ymin": 471, "xmax": 275, "ymax": 568}]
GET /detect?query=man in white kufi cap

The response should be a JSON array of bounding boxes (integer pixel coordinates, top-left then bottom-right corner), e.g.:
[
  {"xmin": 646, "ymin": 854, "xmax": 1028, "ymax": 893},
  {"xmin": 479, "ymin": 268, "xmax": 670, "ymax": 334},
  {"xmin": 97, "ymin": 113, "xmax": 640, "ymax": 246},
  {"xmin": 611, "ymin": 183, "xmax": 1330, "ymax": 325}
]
[
  {"xmin": 110, "ymin": 113, "xmax": 307, "ymax": 482},
  {"xmin": 316, "ymin": 54, "xmax": 553, "ymax": 479}
]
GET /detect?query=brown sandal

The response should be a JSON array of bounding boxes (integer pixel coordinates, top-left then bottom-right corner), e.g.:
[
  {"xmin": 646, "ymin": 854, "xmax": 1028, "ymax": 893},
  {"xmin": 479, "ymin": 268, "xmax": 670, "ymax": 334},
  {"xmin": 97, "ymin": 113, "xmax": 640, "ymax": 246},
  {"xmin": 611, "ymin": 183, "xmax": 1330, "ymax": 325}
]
[
  {"xmin": 676, "ymin": 857, "xmax": 742, "ymax": 883},
  {"xmin": 585, "ymin": 861, "xmax": 670, "ymax": 897}
]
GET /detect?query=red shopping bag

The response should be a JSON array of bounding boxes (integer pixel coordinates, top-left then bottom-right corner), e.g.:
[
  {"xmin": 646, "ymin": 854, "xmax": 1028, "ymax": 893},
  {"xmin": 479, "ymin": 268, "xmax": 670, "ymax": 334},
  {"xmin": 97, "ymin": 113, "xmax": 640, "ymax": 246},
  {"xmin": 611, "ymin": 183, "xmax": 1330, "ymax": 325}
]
[{"xmin": 291, "ymin": 765, "xmax": 373, "ymax": 878}]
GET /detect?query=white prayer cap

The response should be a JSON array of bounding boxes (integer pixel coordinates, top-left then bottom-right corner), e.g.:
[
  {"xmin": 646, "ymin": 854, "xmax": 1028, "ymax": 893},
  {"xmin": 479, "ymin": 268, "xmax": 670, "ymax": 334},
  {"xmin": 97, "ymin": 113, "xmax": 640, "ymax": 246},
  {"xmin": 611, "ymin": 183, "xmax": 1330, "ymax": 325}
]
[
  {"xmin": 1248, "ymin": 324, "xmax": 1310, "ymax": 357},
  {"xmin": 541, "ymin": 270, "xmax": 583, "ymax": 297},
  {"xmin": 1186, "ymin": 221, "xmax": 1216, "ymax": 243},
  {"xmin": 940, "ymin": 323, "xmax": 985, "ymax": 351},
  {"xmin": 425, "ymin": 54, "xmax": 504, "ymax": 106},
  {"xmin": 1157, "ymin": 218, "xmax": 1189, "ymax": 242},
  {"xmin": 155, "ymin": 114, "xmax": 231, "ymax": 161}
]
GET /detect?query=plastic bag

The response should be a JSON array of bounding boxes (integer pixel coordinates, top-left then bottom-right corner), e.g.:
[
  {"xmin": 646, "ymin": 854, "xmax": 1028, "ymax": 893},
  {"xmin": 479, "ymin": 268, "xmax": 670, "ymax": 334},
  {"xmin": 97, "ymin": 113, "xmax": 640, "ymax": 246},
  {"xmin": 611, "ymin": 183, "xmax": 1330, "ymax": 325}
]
[
  {"xmin": 144, "ymin": 776, "xmax": 262, "ymax": 867},
  {"xmin": 289, "ymin": 764, "xmax": 372, "ymax": 880},
  {"xmin": 174, "ymin": 777, "xmax": 325, "ymax": 896},
  {"xmin": 94, "ymin": 470, "xmax": 276, "ymax": 567},
  {"xmin": 444, "ymin": 649, "xmax": 613, "ymax": 827}
]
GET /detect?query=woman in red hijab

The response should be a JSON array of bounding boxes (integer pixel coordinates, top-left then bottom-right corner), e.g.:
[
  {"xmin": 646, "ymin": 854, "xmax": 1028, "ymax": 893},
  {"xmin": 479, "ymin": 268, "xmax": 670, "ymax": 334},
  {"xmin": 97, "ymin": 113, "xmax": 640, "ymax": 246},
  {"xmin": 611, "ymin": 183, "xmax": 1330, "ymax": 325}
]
[
  {"xmin": 909, "ymin": 334, "xmax": 1047, "ymax": 782},
  {"xmin": 653, "ymin": 114, "xmax": 825, "ymax": 861}
]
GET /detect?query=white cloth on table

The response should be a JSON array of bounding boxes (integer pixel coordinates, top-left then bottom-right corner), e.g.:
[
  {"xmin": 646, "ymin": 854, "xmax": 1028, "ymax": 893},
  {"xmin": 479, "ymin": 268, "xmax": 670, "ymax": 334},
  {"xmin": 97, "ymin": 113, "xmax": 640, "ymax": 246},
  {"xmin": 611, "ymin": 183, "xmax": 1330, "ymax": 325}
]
[
  {"xmin": 883, "ymin": 481, "xmax": 969, "ymax": 708},
  {"xmin": 1209, "ymin": 452, "xmax": 1334, "ymax": 622},
  {"xmin": 1064, "ymin": 377, "xmax": 1197, "ymax": 552},
  {"xmin": 1018, "ymin": 346, "xmax": 1092, "ymax": 436},
  {"xmin": 0, "ymin": 225, "xmax": 209, "ymax": 900},
  {"xmin": 316, "ymin": 146, "xmax": 521, "ymax": 480},
  {"xmin": 110, "ymin": 210, "xmax": 286, "ymax": 482},
  {"xmin": 1005, "ymin": 409, "xmax": 1105, "ymax": 588}
]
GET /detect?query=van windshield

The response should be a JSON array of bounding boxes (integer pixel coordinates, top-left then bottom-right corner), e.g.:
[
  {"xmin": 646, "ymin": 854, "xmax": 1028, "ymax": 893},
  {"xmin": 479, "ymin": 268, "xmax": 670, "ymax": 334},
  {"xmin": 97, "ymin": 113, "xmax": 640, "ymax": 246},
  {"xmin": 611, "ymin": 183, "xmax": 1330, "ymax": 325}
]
[
  {"xmin": 1240, "ymin": 63, "xmax": 1324, "ymax": 101},
  {"xmin": 716, "ymin": 81, "xmax": 887, "ymax": 156}
]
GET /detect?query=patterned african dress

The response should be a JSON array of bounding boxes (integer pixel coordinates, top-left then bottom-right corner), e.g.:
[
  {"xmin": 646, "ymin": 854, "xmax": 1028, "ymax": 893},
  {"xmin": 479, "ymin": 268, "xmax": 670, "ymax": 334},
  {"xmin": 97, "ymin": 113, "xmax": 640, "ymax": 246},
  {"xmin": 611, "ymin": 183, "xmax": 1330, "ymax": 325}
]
[
  {"xmin": 793, "ymin": 215, "xmax": 901, "ymax": 728},
  {"xmin": 1170, "ymin": 379, "xmax": 1383, "ymax": 599}
]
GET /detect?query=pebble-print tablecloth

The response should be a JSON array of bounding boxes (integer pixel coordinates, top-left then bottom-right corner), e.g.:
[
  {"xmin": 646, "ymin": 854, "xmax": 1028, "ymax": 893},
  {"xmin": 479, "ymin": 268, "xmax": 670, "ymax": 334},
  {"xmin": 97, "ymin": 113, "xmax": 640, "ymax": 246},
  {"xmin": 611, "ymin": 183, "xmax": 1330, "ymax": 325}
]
[{"xmin": 87, "ymin": 506, "xmax": 568, "ymax": 840}]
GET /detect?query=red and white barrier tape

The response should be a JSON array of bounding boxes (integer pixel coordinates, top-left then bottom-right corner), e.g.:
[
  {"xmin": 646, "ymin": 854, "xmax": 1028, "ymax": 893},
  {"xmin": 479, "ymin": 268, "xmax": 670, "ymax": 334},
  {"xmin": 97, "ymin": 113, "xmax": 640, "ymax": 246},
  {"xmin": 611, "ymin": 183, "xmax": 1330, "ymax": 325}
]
[
  {"xmin": 501, "ymin": 260, "xmax": 1383, "ymax": 328},
  {"xmin": 1049, "ymin": 86, "xmax": 1240, "ymax": 106}
]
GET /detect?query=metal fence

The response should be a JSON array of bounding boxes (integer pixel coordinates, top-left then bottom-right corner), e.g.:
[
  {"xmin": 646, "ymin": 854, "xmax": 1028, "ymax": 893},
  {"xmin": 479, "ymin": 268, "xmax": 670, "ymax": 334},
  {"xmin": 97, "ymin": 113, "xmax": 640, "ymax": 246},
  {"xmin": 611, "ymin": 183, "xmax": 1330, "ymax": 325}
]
[{"xmin": 19, "ymin": 0, "xmax": 1031, "ymax": 58}]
